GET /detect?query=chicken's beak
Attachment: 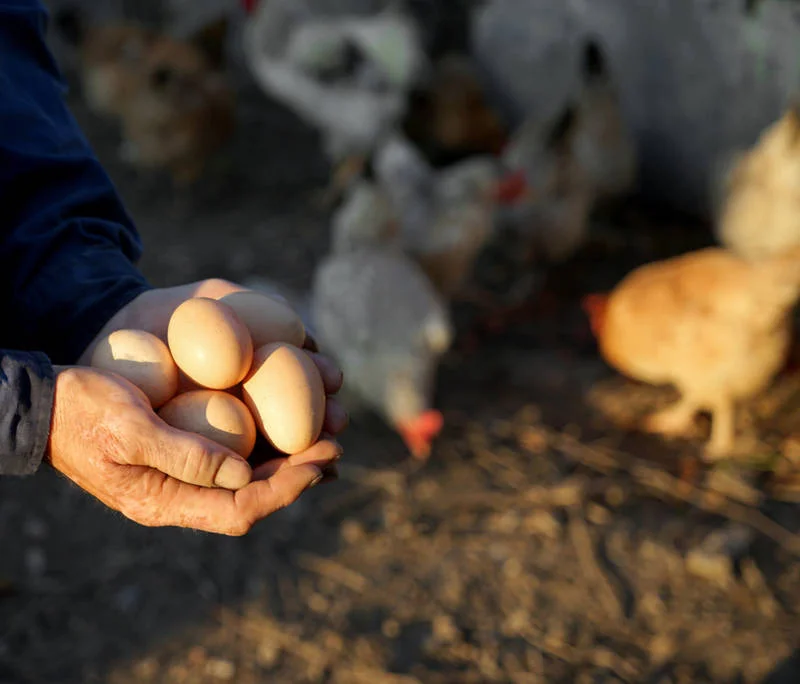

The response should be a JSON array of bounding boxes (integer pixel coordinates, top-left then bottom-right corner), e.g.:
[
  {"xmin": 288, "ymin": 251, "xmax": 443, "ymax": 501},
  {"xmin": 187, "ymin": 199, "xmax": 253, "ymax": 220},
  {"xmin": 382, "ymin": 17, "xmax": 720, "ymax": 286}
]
[
  {"xmin": 395, "ymin": 410, "xmax": 445, "ymax": 461},
  {"xmin": 491, "ymin": 170, "xmax": 531, "ymax": 204}
]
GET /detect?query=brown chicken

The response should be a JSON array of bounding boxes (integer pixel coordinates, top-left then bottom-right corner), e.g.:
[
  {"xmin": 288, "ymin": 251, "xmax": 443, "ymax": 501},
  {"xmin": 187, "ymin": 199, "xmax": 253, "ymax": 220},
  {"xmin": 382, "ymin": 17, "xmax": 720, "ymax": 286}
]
[
  {"xmin": 583, "ymin": 246, "xmax": 800, "ymax": 459},
  {"xmin": 117, "ymin": 34, "xmax": 235, "ymax": 186},
  {"xmin": 402, "ymin": 52, "xmax": 509, "ymax": 167},
  {"xmin": 55, "ymin": 9, "xmax": 235, "ymax": 186}
]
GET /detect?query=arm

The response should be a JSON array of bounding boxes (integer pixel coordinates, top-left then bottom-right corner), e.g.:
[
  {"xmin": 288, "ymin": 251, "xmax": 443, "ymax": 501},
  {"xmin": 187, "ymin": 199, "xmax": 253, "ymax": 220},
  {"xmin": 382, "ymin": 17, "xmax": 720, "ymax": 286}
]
[{"xmin": 0, "ymin": 0, "xmax": 151, "ymax": 365}]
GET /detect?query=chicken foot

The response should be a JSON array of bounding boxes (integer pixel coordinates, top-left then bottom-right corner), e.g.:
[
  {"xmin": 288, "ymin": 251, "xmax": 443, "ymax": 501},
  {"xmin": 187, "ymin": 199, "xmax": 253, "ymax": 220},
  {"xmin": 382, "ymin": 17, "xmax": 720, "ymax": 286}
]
[
  {"xmin": 704, "ymin": 397, "xmax": 736, "ymax": 461},
  {"xmin": 642, "ymin": 396, "xmax": 698, "ymax": 438}
]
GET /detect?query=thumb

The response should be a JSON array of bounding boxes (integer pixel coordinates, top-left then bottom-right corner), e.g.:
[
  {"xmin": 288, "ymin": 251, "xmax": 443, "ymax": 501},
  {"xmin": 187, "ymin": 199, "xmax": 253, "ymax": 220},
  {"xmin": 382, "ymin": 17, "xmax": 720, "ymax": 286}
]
[{"xmin": 134, "ymin": 424, "xmax": 253, "ymax": 490}]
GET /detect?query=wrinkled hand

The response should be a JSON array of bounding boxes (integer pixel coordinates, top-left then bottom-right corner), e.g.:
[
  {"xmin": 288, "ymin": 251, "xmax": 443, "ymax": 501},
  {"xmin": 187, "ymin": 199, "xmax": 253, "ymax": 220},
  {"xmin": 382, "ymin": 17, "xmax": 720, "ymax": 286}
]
[
  {"xmin": 49, "ymin": 279, "xmax": 347, "ymax": 535},
  {"xmin": 47, "ymin": 367, "xmax": 341, "ymax": 534}
]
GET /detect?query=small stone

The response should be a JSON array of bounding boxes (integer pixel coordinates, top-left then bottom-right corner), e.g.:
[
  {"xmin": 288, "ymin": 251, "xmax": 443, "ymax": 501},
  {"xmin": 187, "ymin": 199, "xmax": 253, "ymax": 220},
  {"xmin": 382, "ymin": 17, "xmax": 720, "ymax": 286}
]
[
  {"xmin": 486, "ymin": 510, "xmax": 521, "ymax": 533},
  {"xmin": 256, "ymin": 641, "xmax": 281, "ymax": 669},
  {"xmin": 586, "ymin": 502, "xmax": 612, "ymax": 526},
  {"xmin": 340, "ymin": 519, "xmax": 365, "ymax": 544},
  {"xmin": 518, "ymin": 426, "xmax": 548, "ymax": 454},
  {"xmin": 308, "ymin": 593, "xmax": 329, "ymax": 614},
  {"xmin": 432, "ymin": 615, "xmax": 460, "ymax": 644},
  {"xmin": 604, "ymin": 484, "xmax": 628, "ymax": 508},
  {"xmin": 382, "ymin": 619, "xmax": 401, "ymax": 638},
  {"xmin": 685, "ymin": 523, "xmax": 754, "ymax": 588},
  {"xmin": 206, "ymin": 658, "xmax": 235, "ymax": 680},
  {"xmin": 502, "ymin": 609, "xmax": 530, "ymax": 636},
  {"xmin": 648, "ymin": 633, "xmax": 676, "ymax": 667},
  {"xmin": 523, "ymin": 510, "xmax": 562, "ymax": 539}
]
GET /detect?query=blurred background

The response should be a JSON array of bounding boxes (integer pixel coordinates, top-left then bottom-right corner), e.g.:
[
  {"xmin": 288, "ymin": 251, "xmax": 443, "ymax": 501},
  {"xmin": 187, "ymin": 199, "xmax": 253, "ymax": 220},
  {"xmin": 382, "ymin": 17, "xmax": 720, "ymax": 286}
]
[{"xmin": 2, "ymin": 0, "xmax": 800, "ymax": 682}]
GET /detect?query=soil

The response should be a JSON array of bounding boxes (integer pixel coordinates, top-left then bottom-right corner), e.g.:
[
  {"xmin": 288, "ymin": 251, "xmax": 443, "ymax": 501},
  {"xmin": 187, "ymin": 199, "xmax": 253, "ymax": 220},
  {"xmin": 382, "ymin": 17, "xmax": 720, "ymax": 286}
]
[{"xmin": 2, "ymin": 32, "xmax": 800, "ymax": 684}]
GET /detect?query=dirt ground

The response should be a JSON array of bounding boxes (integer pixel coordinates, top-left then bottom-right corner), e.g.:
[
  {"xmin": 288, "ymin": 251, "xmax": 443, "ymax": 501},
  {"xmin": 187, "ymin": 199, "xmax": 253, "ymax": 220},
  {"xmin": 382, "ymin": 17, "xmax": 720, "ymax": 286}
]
[{"xmin": 2, "ymin": 42, "xmax": 800, "ymax": 684}]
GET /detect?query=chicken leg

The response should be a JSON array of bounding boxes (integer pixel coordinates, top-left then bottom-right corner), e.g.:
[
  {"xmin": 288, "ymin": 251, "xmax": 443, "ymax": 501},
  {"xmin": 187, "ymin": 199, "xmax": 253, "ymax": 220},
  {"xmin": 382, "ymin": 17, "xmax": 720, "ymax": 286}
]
[{"xmin": 704, "ymin": 397, "xmax": 736, "ymax": 461}]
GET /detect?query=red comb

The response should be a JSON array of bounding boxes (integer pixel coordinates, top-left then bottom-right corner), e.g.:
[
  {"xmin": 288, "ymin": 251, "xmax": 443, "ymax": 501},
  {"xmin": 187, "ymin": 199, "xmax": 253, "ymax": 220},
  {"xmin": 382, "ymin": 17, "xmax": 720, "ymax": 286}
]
[
  {"xmin": 491, "ymin": 170, "xmax": 528, "ymax": 204},
  {"xmin": 242, "ymin": 0, "xmax": 258, "ymax": 14},
  {"xmin": 396, "ymin": 410, "xmax": 444, "ymax": 460}
]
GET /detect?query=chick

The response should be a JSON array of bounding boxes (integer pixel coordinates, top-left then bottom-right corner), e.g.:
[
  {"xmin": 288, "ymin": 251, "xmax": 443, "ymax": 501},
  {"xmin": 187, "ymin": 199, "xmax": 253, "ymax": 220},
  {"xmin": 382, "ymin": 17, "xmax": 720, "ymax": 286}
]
[
  {"xmin": 242, "ymin": 0, "xmax": 428, "ymax": 203},
  {"xmin": 715, "ymin": 101, "xmax": 800, "ymax": 259},
  {"xmin": 117, "ymin": 34, "xmax": 236, "ymax": 186},
  {"xmin": 371, "ymin": 133, "xmax": 501, "ymax": 299},
  {"xmin": 583, "ymin": 246, "xmax": 800, "ymax": 459},
  {"xmin": 311, "ymin": 248, "xmax": 453, "ymax": 460}
]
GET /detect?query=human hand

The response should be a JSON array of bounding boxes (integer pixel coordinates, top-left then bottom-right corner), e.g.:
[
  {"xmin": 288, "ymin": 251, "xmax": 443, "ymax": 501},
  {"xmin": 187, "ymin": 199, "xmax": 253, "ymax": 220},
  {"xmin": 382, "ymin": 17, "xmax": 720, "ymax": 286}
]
[
  {"xmin": 79, "ymin": 277, "xmax": 348, "ymax": 442},
  {"xmin": 47, "ymin": 366, "xmax": 342, "ymax": 535}
]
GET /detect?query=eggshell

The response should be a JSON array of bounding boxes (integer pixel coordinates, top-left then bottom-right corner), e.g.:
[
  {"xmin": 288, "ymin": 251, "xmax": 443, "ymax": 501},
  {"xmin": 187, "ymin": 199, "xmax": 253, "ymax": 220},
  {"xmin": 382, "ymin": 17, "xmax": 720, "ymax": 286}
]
[
  {"xmin": 167, "ymin": 297, "xmax": 254, "ymax": 390},
  {"xmin": 219, "ymin": 290, "xmax": 306, "ymax": 348},
  {"xmin": 90, "ymin": 329, "xmax": 178, "ymax": 408},
  {"xmin": 158, "ymin": 390, "xmax": 257, "ymax": 458},
  {"xmin": 242, "ymin": 343, "xmax": 326, "ymax": 454}
]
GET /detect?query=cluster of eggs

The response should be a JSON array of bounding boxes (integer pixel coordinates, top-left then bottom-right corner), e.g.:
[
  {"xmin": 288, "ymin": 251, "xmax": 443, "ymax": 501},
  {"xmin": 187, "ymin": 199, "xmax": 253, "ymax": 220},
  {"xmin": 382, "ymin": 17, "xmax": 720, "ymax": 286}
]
[{"xmin": 90, "ymin": 292, "xmax": 326, "ymax": 458}]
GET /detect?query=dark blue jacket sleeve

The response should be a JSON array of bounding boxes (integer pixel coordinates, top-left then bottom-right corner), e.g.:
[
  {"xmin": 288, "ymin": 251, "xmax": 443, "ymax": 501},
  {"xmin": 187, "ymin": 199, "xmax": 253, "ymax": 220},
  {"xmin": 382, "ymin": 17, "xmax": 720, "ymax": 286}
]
[
  {"xmin": 0, "ymin": 0, "xmax": 151, "ymax": 365},
  {"xmin": 0, "ymin": 351, "xmax": 54, "ymax": 475}
]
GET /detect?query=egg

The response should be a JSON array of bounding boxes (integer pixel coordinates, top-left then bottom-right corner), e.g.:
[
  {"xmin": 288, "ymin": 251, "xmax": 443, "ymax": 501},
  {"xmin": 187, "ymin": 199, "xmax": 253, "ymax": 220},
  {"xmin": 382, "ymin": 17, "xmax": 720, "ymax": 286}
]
[
  {"xmin": 219, "ymin": 290, "xmax": 306, "ymax": 348},
  {"xmin": 90, "ymin": 329, "xmax": 178, "ymax": 408},
  {"xmin": 167, "ymin": 297, "xmax": 254, "ymax": 390},
  {"xmin": 158, "ymin": 390, "xmax": 257, "ymax": 458},
  {"xmin": 242, "ymin": 343, "xmax": 326, "ymax": 454}
]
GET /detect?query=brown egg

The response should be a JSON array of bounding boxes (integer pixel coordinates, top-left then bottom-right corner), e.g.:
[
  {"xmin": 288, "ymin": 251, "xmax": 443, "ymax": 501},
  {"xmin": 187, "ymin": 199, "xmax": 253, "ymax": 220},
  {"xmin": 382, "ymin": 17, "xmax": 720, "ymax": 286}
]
[
  {"xmin": 158, "ymin": 390, "xmax": 257, "ymax": 458},
  {"xmin": 90, "ymin": 329, "xmax": 178, "ymax": 408},
  {"xmin": 242, "ymin": 343, "xmax": 326, "ymax": 454},
  {"xmin": 219, "ymin": 290, "xmax": 306, "ymax": 348},
  {"xmin": 167, "ymin": 297, "xmax": 253, "ymax": 390}
]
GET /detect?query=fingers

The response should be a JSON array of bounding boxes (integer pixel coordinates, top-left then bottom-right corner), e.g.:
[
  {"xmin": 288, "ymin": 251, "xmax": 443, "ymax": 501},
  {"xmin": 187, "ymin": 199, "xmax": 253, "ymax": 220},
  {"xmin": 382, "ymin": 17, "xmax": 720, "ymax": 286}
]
[
  {"xmin": 324, "ymin": 399, "xmax": 349, "ymax": 435},
  {"xmin": 128, "ymin": 419, "xmax": 253, "ymax": 490},
  {"xmin": 251, "ymin": 437, "xmax": 342, "ymax": 480},
  {"xmin": 307, "ymin": 351, "xmax": 343, "ymax": 394},
  {"xmin": 125, "ymin": 463, "xmax": 324, "ymax": 535},
  {"xmin": 303, "ymin": 333, "xmax": 320, "ymax": 353}
]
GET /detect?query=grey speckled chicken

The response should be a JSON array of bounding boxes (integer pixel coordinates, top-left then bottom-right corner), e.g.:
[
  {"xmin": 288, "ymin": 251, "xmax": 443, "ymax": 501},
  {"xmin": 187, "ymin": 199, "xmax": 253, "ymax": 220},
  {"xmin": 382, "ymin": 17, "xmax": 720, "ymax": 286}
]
[
  {"xmin": 370, "ymin": 133, "xmax": 501, "ymax": 299},
  {"xmin": 311, "ymin": 248, "xmax": 453, "ymax": 459}
]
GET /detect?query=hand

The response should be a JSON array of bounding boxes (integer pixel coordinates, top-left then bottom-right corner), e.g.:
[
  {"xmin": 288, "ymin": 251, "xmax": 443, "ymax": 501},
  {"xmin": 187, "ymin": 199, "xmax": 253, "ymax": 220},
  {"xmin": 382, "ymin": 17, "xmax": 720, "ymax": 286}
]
[
  {"xmin": 79, "ymin": 278, "xmax": 348, "ymax": 441},
  {"xmin": 47, "ymin": 366, "xmax": 342, "ymax": 535}
]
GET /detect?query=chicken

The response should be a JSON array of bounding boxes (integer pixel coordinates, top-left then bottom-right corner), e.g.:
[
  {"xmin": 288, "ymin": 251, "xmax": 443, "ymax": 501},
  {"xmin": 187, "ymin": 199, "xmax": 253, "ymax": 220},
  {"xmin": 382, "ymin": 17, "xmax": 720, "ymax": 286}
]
[
  {"xmin": 330, "ymin": 175, "xmax": 398, "ymax": 254},
  {"xmin": 53, "ymin": 11, "xmax": 157, "ymax": 118},
  {"xmin": 370, "ymin": 133, "xmax": 501, "ymax": 299},
  {"xmin": 311, "ymin": 248, "xmax": 453, "ymax": 459},
  {"xmin": 54, "ymin": 8, "xmax": 235, "ymax": 186},
  {"xmin": 494, "ymin": 104, "xmax": 594, "ymax": 265},
  {"xmin": 571, "ymin": 39, "xmax": 638, "ymax": 204},
  {"xmin": 401, "ymin": 52, "xmax": 509, "ymax": 168},
  {"xmin": 241, "ymin": 0, "xmax": 428, "ymax": 202},
  {"xmin": 715, "ymin": 101, "xmax": 800, "ymax": 259},
  {"xmin": 582, "ymin": 246, "xmax": 800, "ymax": 459},
  {"xmin": 116, "ymin": 34, "xmax": 236, "ymax": 186}
]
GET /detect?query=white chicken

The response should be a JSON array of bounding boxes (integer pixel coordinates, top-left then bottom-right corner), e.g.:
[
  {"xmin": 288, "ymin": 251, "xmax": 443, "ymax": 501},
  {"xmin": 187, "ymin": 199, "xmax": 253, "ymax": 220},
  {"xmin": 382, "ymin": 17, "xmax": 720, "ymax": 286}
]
[
  {"xmin": 241, "ymin": 0, "xmax": 428, "ymax": 198},
  {"xmin": 312, "ymin": 249, "xmax": 454, "ymax": 459},
  {"xmin": 367, "ymin": 133, "xmax": 501, "ymax": 299},
  {"xmin": 715, "ymin": 101, "xmax": 800, "ymax": 259}
]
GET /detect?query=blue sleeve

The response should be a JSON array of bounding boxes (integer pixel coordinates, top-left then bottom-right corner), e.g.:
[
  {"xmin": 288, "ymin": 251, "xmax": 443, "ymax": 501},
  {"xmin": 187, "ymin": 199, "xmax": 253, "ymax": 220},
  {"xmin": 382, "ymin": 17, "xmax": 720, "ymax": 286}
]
[
  {"xmin": 0, "ymin": 0, "xmax": 152, "ymax": 365},
  {"xmin": 0, "ymin": 351, "xmax": 54, "ymax": 475}
]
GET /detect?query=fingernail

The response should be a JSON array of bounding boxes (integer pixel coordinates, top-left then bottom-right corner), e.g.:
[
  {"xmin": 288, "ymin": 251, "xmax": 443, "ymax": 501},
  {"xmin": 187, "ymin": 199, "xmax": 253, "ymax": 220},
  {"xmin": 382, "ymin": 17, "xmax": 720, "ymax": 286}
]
[
  {"xmin": 214, "ymin": 458, "xmax": 252, "ymax": 490},
  {"xmin": 308, "ymin": 472, "xmax": 325, "ymax": 489}
]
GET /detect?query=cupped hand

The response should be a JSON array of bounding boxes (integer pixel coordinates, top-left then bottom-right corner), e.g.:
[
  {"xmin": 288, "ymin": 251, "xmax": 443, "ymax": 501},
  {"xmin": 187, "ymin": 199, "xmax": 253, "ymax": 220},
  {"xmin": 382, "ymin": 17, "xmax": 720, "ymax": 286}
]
[
  {"xmin": 47, "ymin": 366, "xmax": 342, "ymax": 535},
  {"xmin": 78, "ymin": 278, "xmax": 348, "ymax": 437}
]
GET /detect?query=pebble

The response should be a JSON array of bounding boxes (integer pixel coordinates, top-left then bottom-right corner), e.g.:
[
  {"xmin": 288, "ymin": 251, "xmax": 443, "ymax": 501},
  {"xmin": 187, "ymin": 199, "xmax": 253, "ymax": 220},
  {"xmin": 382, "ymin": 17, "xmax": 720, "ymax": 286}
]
[
  {"xmin": 523, "ymin": 511, "xmax": 562, "ymax": 539},
  {"xmin": 206, "ymin": 658, "xmax": 236, "ymax": 680},
  {"xmin": 432, "ymin": 614, "xmax": 460, "ymax": 644}
]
